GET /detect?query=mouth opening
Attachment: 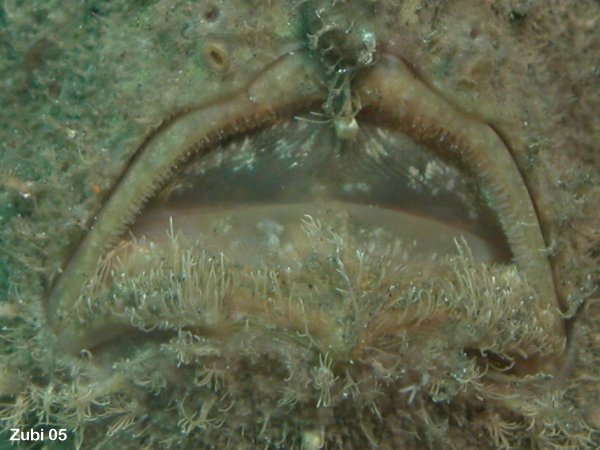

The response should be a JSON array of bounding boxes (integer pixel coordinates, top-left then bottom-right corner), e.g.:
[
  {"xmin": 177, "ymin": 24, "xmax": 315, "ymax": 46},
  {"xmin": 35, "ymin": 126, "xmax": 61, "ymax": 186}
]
[
  {"xmin": 46, "ymin": 52, "xmax": 563, "ymax": 380},
  {"xmin": 128, "ymin": 115, "xmax": 511, "ymax": 268}
]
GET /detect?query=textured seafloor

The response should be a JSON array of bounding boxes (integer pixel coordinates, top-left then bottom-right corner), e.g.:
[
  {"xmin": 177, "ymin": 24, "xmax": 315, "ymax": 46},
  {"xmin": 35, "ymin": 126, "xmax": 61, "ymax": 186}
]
[{"xmin": 0, "ymin": 1, "xmax": 598, "ymax": 448}]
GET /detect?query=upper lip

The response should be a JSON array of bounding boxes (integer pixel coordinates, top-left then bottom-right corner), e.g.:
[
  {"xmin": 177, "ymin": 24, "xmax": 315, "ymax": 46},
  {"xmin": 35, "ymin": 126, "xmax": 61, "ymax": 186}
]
[{"xmin": 46, "ymin": 48, "xmax": 564, "ymax": 368}]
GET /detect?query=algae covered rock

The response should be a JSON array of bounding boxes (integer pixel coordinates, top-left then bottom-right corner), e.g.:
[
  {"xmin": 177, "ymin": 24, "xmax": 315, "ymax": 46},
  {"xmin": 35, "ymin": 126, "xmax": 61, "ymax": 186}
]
[{"xmin": 0, "ymin": 1, "xmax": 598, "ymax": 449}]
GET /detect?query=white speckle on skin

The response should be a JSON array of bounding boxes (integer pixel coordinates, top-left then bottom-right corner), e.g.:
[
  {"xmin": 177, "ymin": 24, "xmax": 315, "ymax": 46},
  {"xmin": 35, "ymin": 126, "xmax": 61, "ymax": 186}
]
[
  {"xmin": 424, "ymin": 160, "xmax": 442, "ymax": 180},
  {"xmin": 364, "ymin": 136, "xmax": 388, "ymax": 162},
  {"xmin": 301, "ymin": 429, "xmax": 324, "ymax": 450},
  {"xmin": 341, "ymin": 182, "xmax": 370, "ymax": 194},
  {"xmin": 334, "ymin": 117, "xmax": 359, "ymax": 140},
  {"xmin": 257, "ymin": 219, "xmax": 284, "ymax": 252}
]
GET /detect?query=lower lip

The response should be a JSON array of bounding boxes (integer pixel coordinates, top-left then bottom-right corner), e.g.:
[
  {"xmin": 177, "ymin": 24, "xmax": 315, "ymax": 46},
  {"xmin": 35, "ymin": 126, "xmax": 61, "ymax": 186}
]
[{"xmin": 128, "ymin": 200, "xmax": 505, "ymax": 267}]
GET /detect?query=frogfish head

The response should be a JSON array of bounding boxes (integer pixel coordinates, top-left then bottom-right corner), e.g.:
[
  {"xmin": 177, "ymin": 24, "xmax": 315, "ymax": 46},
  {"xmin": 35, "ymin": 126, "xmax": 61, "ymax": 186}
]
[{"xmin": 1, "ymin": 1, "xmax": 598, "ymax": 449}]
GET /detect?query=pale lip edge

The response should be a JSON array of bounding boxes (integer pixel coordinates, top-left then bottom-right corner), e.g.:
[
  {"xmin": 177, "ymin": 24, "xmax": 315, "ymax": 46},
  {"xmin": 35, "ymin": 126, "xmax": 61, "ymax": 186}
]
[{"xmin": 46, "ymin": 50, "xmax": 565, "ymax": 371}]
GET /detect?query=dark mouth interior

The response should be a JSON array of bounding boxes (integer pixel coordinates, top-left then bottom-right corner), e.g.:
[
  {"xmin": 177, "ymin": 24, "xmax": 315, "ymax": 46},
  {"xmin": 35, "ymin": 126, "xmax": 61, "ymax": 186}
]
[{"xmin": 129, "ymin": 113, "xmax": 511, "ymax": 264}]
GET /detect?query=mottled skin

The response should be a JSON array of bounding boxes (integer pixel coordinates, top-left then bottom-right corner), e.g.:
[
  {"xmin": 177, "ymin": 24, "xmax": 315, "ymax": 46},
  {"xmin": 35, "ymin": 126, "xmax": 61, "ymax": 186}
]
[{"xmin": 0, "ymin": 0, "xmax": 598, "ymax": 448}]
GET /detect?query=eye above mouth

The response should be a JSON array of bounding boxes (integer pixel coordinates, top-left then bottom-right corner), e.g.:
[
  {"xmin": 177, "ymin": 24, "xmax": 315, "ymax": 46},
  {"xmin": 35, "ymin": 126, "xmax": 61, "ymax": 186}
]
[{"xmin": 46, "ymin": 50, "xmax": 564, "ymax": 376}]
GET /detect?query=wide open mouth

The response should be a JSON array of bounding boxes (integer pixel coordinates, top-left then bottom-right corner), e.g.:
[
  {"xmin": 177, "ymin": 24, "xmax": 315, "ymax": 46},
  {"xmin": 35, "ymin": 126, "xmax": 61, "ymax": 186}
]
[
  {"xmin": 130, "ymin": 116, "xmax": 510, "ymax": 266},
  {"xmin": 47, "ymin": 51, "xmax": 564, "ymax": 377}
]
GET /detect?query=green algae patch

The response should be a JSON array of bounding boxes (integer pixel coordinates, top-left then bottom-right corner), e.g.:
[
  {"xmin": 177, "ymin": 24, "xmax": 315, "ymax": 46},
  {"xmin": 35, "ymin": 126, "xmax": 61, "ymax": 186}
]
[{"xmin": 0, "ymin": 1, "xmax": 598, "ymax": 449}]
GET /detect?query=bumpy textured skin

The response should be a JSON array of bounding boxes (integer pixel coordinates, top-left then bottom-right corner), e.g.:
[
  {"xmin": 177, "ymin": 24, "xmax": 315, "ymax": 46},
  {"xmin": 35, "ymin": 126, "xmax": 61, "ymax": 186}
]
[{"xmin": 0, "ymin": 1, "xmax": 598, "ymax": 449}]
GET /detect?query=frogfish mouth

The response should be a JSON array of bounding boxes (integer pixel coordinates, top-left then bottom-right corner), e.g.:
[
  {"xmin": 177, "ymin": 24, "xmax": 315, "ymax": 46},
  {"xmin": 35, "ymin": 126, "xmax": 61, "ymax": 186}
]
[{"xmin": 45, "ymin": 7, "xmax": 568, "ymax": 448}]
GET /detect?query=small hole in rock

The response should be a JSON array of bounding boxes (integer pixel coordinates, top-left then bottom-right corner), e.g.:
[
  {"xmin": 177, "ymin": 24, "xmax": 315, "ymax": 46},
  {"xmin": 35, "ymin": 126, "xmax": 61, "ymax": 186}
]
[
  {"xmin": 204, "ymin": 5, "xmax": 220, "ymax": 22},
  {"xmin": 203, "ymin": 42, "xmax": 229, "ymax": 72},
  {"xmin": 210, "ymin": 50, "xmax": 224, "ymax": 67}
]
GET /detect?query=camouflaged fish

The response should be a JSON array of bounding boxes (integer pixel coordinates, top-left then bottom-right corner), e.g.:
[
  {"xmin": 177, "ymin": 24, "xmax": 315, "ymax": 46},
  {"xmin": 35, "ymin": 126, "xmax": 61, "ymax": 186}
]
[{"xmin": 0, "ymin": 1, "xmax": 598, "ymax": 449}]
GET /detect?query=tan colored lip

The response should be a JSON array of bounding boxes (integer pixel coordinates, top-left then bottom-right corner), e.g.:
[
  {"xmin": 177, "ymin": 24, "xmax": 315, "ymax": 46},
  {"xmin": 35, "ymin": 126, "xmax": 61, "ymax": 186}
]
[{"xmin": 47, "ymin": 50, "xmax": 564, "ymax": 362}]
